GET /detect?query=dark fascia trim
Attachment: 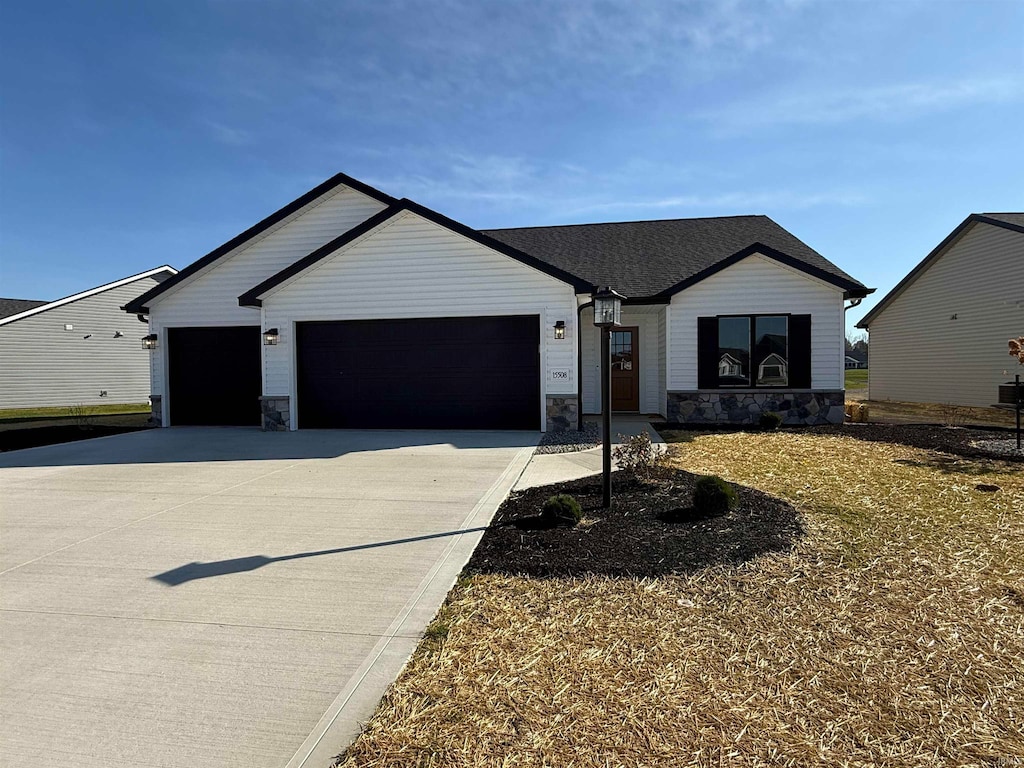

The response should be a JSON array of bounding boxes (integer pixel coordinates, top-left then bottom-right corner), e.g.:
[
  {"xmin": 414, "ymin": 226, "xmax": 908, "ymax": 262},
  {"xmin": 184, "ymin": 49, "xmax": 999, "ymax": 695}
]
[
  {"xmin": 238, "ymin": 204, "xmax": 404, "ymax": 307},
  {"xmin": 238, "ymin": 198, "xmax": 594, "ymax": 307},
  {"xmin": 857, "ymin": 214, "xmax": 1024, "ymax": 329},
  {"xmin": 652, "ymin": 242, "xmax": 872, "ymax": 302},
  {"xmin": 125, "ymin": 173, "xmax": 396, "ymax": 314}
]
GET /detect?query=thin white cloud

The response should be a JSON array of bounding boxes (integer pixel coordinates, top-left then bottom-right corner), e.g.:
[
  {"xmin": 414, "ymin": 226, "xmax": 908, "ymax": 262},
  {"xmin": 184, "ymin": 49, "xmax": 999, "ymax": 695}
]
[{"xmin": 701, "ymin": 76, "xmax": 1023, "ymax": 130}]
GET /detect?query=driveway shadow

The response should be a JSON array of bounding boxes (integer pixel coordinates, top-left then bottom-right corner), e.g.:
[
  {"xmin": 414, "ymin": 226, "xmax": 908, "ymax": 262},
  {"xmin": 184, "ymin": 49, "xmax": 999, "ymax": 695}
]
[{"xmin": 0, "ymin": 427, "xmax": 539, "ymax": 469}]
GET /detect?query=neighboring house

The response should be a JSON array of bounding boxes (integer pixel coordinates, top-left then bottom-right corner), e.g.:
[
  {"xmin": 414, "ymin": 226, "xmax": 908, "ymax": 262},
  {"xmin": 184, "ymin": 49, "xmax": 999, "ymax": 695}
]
[
  {"xmin": 0, "ymin": 267, "xmax": 177, "ymax": 410},
  {"xmin": 844, "ymin": 350, "xmax": 868, "ymax": 369},
  {"xmin": 718, "ymin": 353, "xmax": 744, "ymax": 379},
  {"xmin": 124, "ymin": 172, "xmax": 871, "ymax": 432},
  {"xmin": 856, "ymin": 213, "xmax": 1024, "ymax": 408}
]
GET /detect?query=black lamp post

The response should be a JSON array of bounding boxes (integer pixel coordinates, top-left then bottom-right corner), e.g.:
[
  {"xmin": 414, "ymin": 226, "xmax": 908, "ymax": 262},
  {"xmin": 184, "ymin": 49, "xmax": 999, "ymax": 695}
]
[{"xmin": 593, "ymin": 286, "xmax": 625, "ymax": 508}]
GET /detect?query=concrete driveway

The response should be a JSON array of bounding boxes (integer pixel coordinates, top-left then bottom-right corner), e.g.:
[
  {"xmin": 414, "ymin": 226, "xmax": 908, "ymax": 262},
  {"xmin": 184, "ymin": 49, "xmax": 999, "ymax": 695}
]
[{"xmin": 0, "ymin": 427, "xmax": 537, "ymax": 768}]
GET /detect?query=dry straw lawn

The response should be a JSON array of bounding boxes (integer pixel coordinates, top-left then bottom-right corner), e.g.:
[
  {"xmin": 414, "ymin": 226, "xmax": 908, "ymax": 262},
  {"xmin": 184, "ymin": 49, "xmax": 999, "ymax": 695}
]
[{"xmin": 337, "ymin": 432, "xmax": 1023, "ymax": 768}]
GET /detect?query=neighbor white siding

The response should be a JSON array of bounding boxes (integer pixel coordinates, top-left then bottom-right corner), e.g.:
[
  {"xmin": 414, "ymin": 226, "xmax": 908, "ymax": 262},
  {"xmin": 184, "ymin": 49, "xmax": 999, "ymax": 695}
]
[
  {"xmin": 147, "ymin": 186, "xmax": 387, "ymax": 397},
  {"xmin": 0, "ymin": 278, "xmax": 163, "ymax": 409},
  {"xmin": 667, "ymin": 253, "xmax": 845, "ymax": 390},
  {"xmin": 581, "ymin": 304, "xmax": 665, "ymax": 415},
  {"xmin": 260, "ymin": 211, "xmax": 578, "ymax": 428},
  {"xmin": 868, "ymin": 222, "xmax": 1024, "ymax": 407}
]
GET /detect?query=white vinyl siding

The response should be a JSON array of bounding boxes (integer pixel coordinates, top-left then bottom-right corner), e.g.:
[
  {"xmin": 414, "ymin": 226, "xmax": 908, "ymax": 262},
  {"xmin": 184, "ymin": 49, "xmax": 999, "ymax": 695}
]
[
  {"xmin": 667, "ymin": 254, "xmax": 845, "ymax": 390},
  {"xmin": 581, "ymin": 305, "xmax": 665, "ymax": 415},
  {"xmin": 0, "ymin": 278, "xmax": 163, "ymax": 409},
  {"xmin": 259, "ymin": 211, "xmax": 578, "ymax": 427},
  {"xmin": 147, "ymin": 187, "xmax": 387, "ymax": 396},
  {"xmin": 867, "ymin": 222, "xmax": 1024, "ymax": 407}
]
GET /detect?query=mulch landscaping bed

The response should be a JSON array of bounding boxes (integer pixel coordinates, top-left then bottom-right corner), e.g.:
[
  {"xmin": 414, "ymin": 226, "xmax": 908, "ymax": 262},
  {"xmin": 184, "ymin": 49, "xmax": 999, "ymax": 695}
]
[
  {"xmin": 0, "ymin": 424, "xmax": 149, "ymax": 452},
  {"xmin": 805, "ymin": 422, "xmax": 1024, "ymax": 462},
  {"xmin": 466, "ymin": 466, "xmax": 802, "ymax": 578}
]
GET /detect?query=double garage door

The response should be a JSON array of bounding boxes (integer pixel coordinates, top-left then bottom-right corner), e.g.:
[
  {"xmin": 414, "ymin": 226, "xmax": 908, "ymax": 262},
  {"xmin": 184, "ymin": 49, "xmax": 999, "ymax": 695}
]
[{"xmin": 167, "ymin": 316, "xmax": 540, "ymax": 430}]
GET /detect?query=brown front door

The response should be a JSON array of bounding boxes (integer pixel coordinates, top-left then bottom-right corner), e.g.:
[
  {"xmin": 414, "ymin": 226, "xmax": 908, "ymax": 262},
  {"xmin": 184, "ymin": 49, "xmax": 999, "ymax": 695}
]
[{"xmin": 610, "ymin": 327, "xmax": 639, "ymax": 412}]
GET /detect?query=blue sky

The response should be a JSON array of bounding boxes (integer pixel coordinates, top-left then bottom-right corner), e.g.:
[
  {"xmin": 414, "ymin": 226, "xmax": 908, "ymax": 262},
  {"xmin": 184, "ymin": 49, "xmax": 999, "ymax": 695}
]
[{"xmin": 1, "ymin": 0, "xmax": 1021, "ymax": 329}]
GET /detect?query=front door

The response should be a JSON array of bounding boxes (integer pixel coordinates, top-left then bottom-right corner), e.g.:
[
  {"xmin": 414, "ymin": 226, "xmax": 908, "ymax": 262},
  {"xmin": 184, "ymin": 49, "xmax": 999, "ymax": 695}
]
[{"xmin": 610, "ymin": 327, "xmax": 639, "ymax": 412}]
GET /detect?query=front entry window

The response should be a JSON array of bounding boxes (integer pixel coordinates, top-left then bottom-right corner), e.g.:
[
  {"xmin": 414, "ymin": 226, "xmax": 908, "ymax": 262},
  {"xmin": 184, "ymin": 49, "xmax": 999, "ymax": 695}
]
[{"xmin": 610, "ymin": 330, "xmax": 634, "ymax": 370}]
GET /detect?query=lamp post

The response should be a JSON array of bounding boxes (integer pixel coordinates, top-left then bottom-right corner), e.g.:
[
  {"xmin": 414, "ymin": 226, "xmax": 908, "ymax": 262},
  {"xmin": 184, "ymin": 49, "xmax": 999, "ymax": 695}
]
[{"xmin": 592, "ymin": 286, "xmax": 625, "ymax": 508}]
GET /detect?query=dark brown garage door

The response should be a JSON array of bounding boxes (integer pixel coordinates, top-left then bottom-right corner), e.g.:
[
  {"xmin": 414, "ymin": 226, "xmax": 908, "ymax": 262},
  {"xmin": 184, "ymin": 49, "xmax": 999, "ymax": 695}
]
[
  {"xmin": 297, "ymin": 316, "xmax": 540, "ymax": 430},
  {"xmin": 167, "ymin": 326, "xmax": 261, "ymax": 426}
]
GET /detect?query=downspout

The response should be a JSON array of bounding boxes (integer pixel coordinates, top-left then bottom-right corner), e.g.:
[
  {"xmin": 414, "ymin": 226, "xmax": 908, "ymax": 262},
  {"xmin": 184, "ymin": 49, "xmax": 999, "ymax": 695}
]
[
  {"xmin": 577, "ymin": 300, "xmax": 593, "ymax": 430},
  {"xmin": 844, "ymin": 298, "xmax": 863, "ymax": 312}
]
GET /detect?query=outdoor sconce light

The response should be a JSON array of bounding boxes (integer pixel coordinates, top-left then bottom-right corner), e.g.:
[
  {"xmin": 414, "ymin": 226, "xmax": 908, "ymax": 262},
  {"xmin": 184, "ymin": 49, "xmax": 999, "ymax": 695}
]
[
  {"xmin": 593, "ymin": 286, "xmax": 625, "ymax": 328},
  {"xmin": 263, "ymin": 328, "xmax": 280, "ymax": 346},
  {"xmin": 553, "ymin": 320, "xmax": 566, "ymax": 340},
  {"xmin": 141, "ymin": 334, "xmax": 158, "ymax": 350}
]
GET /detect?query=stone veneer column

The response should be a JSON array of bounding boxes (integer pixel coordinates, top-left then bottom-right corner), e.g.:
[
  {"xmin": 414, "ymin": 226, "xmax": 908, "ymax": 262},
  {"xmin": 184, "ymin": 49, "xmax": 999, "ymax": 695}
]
[
  {"xmin": 545, "ymin": 395, "xmax": 579, "ymax": 432},
  {"xmin": 260, "ymin": 396, "xmax": 291, "ymax": 432},
  {"xmin": 666, "ymin": 391, "xmax": 845, "ymax": 426}
]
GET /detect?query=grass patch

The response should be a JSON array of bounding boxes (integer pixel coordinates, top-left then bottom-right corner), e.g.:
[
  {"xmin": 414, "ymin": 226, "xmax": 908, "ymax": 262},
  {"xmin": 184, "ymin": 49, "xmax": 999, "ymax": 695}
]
[
  {"xmin": 336, "ymin": 432, "xmax": 1023, "ymax": 767},
  {"xmin": 844, "ymin": 368, "xmax": 868, "ymax": 388},
  {"xmin": 0, "ymin": 402, "xmax": 149, "ymax": 421}
]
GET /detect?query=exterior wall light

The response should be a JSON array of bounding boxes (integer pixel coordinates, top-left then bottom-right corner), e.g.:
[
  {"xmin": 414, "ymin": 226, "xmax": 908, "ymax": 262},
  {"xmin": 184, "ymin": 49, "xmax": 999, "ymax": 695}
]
[
  {"xmin": 553, "ymin": 320, "xmax": 566, "ymax": 340},
  {"xmin": 263, "ymin": 328, "xmax": 280, "ymax": 346},
  {"xmin": 142, "ymin": 334, "xmax": 158, "ymax": 350}
]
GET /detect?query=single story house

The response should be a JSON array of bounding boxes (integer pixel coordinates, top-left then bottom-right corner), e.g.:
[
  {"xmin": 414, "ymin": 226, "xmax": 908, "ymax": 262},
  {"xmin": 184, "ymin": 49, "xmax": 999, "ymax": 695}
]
[
  {"xmin": 856, "ymin": 213, "xmax": 1023, "ymax": 408},
  {"xmin": 124, "ymin": 173, "xmax": 872, "ymax": 432},
  {"xmin": 0, "ymin": 266, "xmax": 177, "ymax": 410},
  {"xmin": 844, "ymin": 350, "xmax": 868, "ymax": 369}
]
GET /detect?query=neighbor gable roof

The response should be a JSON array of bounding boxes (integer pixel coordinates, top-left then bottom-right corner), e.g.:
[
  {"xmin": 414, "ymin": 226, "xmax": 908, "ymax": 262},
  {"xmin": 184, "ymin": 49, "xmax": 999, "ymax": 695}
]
[
  {"xmin": 856, "ymin": 212, "xmax": 1024, "ymax": 329},
  {"xmin": 124, "ymin": 173, "xmax": 396, "ymax": 314},
  {"xmin": 483, "ymin": 215, "xmax": 870, "ymax": 301},
  {"xmin": 0, "ymin": 298, "xmax": 48, "ymax": 320},
  {"xmin": 0, "ymin": 266, "xmax": 177, "ymax": 327},
  {"xmin": 237, "ymin": 198, "xmax": 594, "ymax": 307}
]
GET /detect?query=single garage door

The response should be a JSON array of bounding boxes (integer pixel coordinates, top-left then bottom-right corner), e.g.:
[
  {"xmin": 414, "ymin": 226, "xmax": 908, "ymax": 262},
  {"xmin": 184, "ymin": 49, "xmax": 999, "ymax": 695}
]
[
  {"xmin": 297, "ymin": 315, "xmax": 540, "ymax": 430},
  {"xmin": 167, "ymin": 326, "xmax": 261, "ymax": 426}
]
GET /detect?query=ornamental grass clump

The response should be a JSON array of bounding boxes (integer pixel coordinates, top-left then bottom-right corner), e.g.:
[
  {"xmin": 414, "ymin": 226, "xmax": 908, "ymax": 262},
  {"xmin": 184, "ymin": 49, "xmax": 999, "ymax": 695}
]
[
  {"xmin": 693, "ymin": 474, "xmax": 738, "ymax": 516},
  {"xmin": 540, "ymin": 494, "xmax": 582, "ymax": 527},
  {"xmin": 759, "ymin": 412, "xmax": 783, "ymax": 431}
]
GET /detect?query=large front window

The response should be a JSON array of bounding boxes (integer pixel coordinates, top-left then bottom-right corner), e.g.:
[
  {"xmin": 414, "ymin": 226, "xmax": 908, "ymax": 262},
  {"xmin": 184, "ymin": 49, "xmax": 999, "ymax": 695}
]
[{"xmin": 718, "ymin": 315, "xmax": 789, "ymax": 387}]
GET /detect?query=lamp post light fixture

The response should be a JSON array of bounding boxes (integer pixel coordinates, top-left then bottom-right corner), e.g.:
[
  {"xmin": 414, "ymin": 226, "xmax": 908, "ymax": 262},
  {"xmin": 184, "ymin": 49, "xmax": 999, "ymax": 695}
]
[
  {"xmin": 141, "ymin": 333, "xmax": 158, "ymax": 350},
  {"xmin": 553, "ymin": 320, "xmax": 566, "ymax": 340},
  {"xmin": 263, "ymin": 328, "xmax": 280, "ymax": 346},
  {"xmin": 592, "ymin": 286, "xmax": 625, "ymax": 508}
]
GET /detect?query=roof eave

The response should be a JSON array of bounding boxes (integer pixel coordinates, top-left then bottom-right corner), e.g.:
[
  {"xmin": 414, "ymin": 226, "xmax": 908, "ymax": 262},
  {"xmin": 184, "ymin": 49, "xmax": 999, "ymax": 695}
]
[
  {"xmin": 652, "ymin": 242, "xmax": 868, "ymax": 301},
  {"xmin": 238, "ymin": 198, "xmax": 595, "ymax": 307},
  {"xmin": 124, "ymin": 173, "xmax": 397, "ymax": 315},
  {"xmin": 855, "ymin": 213, "xmax": 1022, "ymax": 328}
]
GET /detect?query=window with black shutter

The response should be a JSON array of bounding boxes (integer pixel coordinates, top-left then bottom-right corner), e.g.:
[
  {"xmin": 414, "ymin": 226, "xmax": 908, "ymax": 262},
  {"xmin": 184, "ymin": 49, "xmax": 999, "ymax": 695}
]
[{"xmin": 696, "ymin": 314, "xmax": 812, "ymax": 389}]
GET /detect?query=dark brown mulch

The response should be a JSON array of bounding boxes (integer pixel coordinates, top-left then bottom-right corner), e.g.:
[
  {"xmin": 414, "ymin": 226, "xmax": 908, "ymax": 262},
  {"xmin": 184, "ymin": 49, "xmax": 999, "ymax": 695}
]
[
  {"xmin": 466, "ymin": 467, "xmax": 802, "ymax": 579},
  {"xmin": 804, "ymin": 423, "xmax": 1023, "ymax": 462}
]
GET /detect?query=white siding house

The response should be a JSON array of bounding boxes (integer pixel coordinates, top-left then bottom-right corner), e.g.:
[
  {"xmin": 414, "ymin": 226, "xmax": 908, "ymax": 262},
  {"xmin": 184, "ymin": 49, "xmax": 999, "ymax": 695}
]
[
  {"xmin": 126, "ymin": 172, "xmax": 870, "ymax": 431},
  {"xmin": 0, "ymin": 267, "xmax": 176, "ymax": 410},
  {"xmin": 857, "ymin": 213, "xmax": 1024, "ymax": 408}
]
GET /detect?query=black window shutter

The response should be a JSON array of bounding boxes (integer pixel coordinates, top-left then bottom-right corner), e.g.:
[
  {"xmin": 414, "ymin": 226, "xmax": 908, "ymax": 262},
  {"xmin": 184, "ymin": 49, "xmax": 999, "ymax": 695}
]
[
  {"xmin": 788, "ymin": 315, "xmax": 812, "ymax": 388},
  {"xmin": 697, "ymin": 317, "xmax": 719, "ymax": 389}
]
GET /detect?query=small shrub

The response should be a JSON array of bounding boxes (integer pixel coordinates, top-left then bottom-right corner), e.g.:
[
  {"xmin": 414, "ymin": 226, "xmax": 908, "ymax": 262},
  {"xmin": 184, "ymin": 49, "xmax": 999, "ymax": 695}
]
[
  {"xmin": 759, "ymin": 412, "xmax": 782, "ymax": 431},
  {"xmin": 612, "ymin": 431, "xmax": 660, "ymax": 476},
  {"xmin": 541, "ymin": 494, "xmax": 583, "ymax": 526},
  {"xmin": 693, "ymin": 475, "xmax": 738, "ymax": 517},
  {"xmin": 67, "ymin": 403, "xmax": 95, "ymax": 430}
]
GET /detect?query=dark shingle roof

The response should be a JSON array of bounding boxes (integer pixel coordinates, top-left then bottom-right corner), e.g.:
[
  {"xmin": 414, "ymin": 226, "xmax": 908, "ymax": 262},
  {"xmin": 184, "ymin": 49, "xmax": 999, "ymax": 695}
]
[
  {"xmin": 981, "ymin": 212, "xmax": 1024, "ymax": 229},
  {"xmin": 482, "ymin": 215, "xmax": 866, "ymax": 299},
  {"xmin": 0, "ymin": 298, "xmax": 47, "ymax": 320}
]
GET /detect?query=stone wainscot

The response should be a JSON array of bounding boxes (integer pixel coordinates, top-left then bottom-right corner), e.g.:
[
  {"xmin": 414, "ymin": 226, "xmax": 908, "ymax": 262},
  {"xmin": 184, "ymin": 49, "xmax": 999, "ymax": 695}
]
[{"xmin": 667, "ymin": 391, "xmax": 845, "ymax": 426}]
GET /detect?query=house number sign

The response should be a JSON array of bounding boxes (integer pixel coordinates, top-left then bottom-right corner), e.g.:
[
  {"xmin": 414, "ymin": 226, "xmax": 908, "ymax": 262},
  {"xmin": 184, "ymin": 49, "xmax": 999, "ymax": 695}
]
[{"xmin": 551, "ymin": 369, "xmax": 570, "ymax": 381}]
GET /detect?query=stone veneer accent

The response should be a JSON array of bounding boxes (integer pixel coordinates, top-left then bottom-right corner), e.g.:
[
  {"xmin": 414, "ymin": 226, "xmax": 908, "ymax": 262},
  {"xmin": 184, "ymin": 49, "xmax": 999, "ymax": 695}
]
[
  {"xmin": 260, "ymin": 396, "xmax": 291, "ymax": 431},
  {"xmin": 546, "ymin": 395, "xmax": 579, "ymax": 432},
  {"xmin": 149, "ymin": 395, "xmax": 162, "ymax": 427},
  {"xmin": 666, "ymin": 390, "xmax": 845, "ymax": 426}
]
